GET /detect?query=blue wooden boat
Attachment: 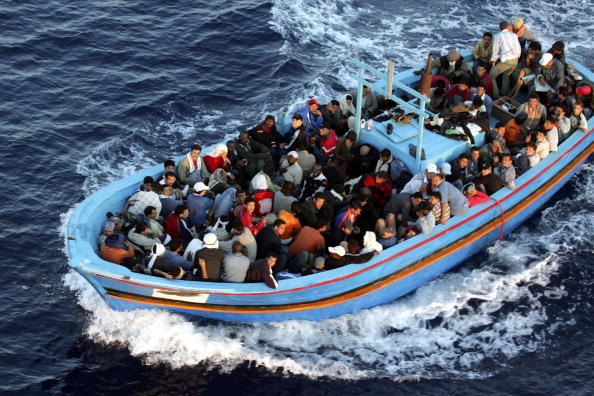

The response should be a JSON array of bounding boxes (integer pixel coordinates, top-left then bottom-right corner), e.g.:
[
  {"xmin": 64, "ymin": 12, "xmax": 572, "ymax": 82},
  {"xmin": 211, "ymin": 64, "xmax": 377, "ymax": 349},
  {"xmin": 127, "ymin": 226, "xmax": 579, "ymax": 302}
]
[{"xmin": 66, "ymin": 54, "xmax": 594, "ymax": 323}]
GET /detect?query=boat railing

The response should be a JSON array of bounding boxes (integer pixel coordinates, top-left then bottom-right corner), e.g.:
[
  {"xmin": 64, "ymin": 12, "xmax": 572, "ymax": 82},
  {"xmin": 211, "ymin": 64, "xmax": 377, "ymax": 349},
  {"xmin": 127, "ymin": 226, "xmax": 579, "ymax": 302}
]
[{"xmin": 351, "ymin": 59, "xmax": 431, "ymax": 173}]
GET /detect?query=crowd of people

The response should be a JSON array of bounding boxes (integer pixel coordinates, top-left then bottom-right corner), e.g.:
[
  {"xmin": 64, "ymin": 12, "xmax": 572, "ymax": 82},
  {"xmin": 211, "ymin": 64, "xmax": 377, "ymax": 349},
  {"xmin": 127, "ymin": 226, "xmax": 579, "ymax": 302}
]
[{"xmin": 97, "ymin": 19, "xmax": 592, "ymax": 288}]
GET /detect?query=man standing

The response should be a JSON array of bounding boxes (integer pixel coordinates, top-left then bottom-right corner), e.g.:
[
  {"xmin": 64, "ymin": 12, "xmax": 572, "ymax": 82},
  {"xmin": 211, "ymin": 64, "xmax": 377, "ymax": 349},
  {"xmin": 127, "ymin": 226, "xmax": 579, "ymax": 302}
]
[{"xmin": 490, "ymin": 21, "xmax": 521, "ymax": 98}]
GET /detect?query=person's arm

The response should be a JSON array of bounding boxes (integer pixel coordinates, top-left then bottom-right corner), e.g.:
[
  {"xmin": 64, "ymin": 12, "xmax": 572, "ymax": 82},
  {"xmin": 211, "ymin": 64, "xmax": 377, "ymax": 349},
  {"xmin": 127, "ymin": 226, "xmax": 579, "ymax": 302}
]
[
  {"xmin": 199, "ymin": 258, "xmax": 208, "ymax": 279},
  {"xmin": 345, "ymin": 251, "xmax": 375, "ymax": 264},
  {"xmin": 153, "ymin": 268, "xmax": 173, "ymax": 280},
  {"xmin": 472, "ymin": 41, "xmax": 481, "ymax": 60},
  {"xmin": 262, "ymin": 266, "xmax": 278, "ymax": 289},
  {"xmin": 490, "ymin": 35, "xmax": 500, "ymax": 63}
]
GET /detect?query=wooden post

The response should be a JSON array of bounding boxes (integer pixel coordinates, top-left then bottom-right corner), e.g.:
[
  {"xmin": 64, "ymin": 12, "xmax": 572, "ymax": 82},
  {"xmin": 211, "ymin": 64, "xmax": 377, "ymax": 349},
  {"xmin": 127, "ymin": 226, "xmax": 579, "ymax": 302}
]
[
  {"xmin": 354, "ymin": 64, "xmax": 365, "ymax": 136},
  {"xmin": 386, "ymin": 60, "xmax": 394, "ymax": 97},
  {"xmin": 419, "ymin": 54, "xmax": 433, "ymax": 96}
]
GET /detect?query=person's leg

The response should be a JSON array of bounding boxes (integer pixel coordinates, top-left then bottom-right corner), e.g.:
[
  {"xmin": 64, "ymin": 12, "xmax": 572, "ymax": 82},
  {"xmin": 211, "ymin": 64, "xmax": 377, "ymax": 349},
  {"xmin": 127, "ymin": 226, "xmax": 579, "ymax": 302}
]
[
  {"xmin": 500, "ymin": 60, "xmax": 518, "ymax": 97},
  {"xmin": 290, "ymin": 251, "xmax": 309, "ymax": 273}
]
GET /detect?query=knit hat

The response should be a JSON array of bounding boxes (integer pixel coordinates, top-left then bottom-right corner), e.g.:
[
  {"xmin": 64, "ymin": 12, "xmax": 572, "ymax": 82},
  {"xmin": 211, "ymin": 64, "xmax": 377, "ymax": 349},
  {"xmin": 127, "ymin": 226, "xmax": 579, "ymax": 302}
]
[
  {"xmin": 105, "ymin": 233, "xmax": 126, "ymax": 249},
  {"xmin": 447, "ymin": 50, "xmax": 460, "ymax": 62}
]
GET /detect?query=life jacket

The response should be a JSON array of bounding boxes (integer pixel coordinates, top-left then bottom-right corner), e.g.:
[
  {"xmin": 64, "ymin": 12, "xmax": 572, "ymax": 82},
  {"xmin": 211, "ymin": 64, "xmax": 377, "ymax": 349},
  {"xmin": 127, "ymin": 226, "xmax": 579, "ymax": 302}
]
[
  {"xmin": 320, "ymin": 129, "xmax": 338, "ymax": 157},
  {"xmin": 514, "ymin": 24, "xmax": 526, "ymax": 38},
  {"xmin": 253, "ymin": 190, "xmax": 274, "ymax": 217},
  {"xmin": 203, "ymin": 155, "xmax": 230, "ymax": 173}
]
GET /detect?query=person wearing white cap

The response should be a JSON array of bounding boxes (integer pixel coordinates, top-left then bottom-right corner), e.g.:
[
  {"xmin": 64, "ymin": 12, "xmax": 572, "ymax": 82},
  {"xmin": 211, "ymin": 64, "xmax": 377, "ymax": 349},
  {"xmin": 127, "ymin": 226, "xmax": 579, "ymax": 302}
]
[
  {"xmin": 323, "ymin": 244, "xmax": 378, "ymax": 271},
  {"xmin": 193, "ymin": 232, "xmax": 224, "ymax": 281},
  {"xmin": 187, "ymin": 181, "xmax": 213, "ymax": 229},
  {"xmin": 440, "ymin": 162, "xmax": 452, "ymax": 178},
  {"xmin": 536, "ymin": 52, "xmax": 565, "ymax": 94},
  {"xmin": 146, "ymin": 243, "xmax": 185, "ymax": 280},
  {"xmin": 279, "ymin": 151, "xmax": 303, "ymax": 187},
  {"xmin": 401, "ymin": 163, "xmax": 437, "ymax": 196}
]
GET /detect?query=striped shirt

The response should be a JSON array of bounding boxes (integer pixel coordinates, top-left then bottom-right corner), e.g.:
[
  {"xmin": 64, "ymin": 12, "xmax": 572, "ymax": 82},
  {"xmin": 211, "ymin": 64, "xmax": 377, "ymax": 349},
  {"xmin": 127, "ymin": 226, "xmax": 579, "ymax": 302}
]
[
  {"xmin": 491, "ymin": 29, "xmax": 521, "ymax": 62},
  {"xmin": 432, "ymin": 201, "xmax": 451, "ymax": 224}
]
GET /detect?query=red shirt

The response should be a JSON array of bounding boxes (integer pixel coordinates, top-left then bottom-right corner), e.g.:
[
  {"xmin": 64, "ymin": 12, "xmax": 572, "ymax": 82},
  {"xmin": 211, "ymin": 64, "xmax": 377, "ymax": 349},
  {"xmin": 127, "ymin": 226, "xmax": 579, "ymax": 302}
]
[
  {"xmin": 362, "ymin": 175, "xmax": 392, "ymax": 207},
  {"xmin": 468, "ymin": 191, "xmax": 490, "ymax": 207},
  {"xmin": 447, "ymin": 84, "xmax": 472, "ymax": 102}
]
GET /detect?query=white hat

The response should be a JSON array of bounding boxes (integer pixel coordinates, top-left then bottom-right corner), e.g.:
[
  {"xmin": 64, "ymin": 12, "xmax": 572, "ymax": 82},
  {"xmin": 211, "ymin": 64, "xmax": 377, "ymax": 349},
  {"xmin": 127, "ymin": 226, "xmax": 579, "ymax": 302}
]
[
  {"xmin": 328, "ymin": 246, "xmax": 346, "ymax": 257},
  {"xmin": 203, "ymin": 232, "xmax": 219, "ymax": 249},
  {"xmin": 426, "ymin": 163, "xmax": 438, "ymax": 173},
  {"xmin": 194, "ymin": 182, "xmax": 209, "ymax": 192},
  {"xmin": 440, "ymin": 162, "xmax": 452, "ymax": 175},
  {"xmin": 288, "ymin": 151, "xmax": 299, "ymax": 158},
  {"xmin": 540, "ymin": 53, "xmax": 553, "ymax": 66}
]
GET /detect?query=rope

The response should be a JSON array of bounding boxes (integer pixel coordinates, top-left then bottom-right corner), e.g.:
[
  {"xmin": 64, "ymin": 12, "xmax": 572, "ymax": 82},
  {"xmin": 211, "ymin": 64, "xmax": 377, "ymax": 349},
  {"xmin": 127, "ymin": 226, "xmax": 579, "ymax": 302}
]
[{"xmin": 488, "ymin": 196, "xmax": 505, "ymax": 240}]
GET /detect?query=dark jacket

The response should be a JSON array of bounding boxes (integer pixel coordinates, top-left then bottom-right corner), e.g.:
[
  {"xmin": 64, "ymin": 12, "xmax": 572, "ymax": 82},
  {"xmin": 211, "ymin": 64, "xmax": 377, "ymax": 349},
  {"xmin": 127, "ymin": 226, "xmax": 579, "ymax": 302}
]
[
  {"xmin": 325, "ymin": 251, "xmax": 375, "ymax": 270},
  {"xmin": 255, "ymin": 225, "xmax": 282, "ymax": 259},
  {"xmin": 298, "ymin": 198, "xmax": 334, "ymax": 228},
  {"xmin": 244, "ymin": 258, "xmax": 278, "ymax": 288},
  {"xmin": 473, "ymin": 173, "xmax": 505, "ymax": 195},
  {"xmin": 248, "ymin": 121, "xmax": 282, "ymax": 148},
  {"xmin": 284, "ymin": 125, "xmax": 308, "ymax": 152},
  {"xmin": 235, "ymin": 137, "xmax": 270, "ymax": 162}
]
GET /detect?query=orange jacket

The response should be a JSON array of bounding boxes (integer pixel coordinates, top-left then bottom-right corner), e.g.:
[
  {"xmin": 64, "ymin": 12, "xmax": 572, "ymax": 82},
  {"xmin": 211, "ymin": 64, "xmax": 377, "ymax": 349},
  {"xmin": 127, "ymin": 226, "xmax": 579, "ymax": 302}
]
[
  {"xmin": 277, "ymin": 210, "xmax": 302, "ymax": 240},
  {"xmin": 100, "ymin": 244, "xmax": 134, "ymax": 264}
]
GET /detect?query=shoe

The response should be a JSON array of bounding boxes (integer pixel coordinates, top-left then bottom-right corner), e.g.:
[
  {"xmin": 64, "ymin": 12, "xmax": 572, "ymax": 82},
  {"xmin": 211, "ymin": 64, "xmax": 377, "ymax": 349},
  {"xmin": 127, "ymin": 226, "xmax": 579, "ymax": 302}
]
[{"xmin": 386, "ymin": 123, "xmax": 393, "ymax": 135}]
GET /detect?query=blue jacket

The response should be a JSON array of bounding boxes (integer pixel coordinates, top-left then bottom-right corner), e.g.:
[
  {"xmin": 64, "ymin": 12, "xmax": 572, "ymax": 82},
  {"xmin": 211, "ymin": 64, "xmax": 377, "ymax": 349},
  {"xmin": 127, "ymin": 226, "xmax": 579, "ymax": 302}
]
[{"xmin": 298, "ymin": 105, "xmax": 323, "ymax": 135}]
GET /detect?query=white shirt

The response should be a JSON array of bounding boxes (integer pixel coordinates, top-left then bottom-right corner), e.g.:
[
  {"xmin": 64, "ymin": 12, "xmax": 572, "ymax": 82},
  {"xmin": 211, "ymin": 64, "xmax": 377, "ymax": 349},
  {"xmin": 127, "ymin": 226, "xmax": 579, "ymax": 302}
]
[
  {"xmin": 546, "ymin": 127, "xmax": 559, "ymax": 152},
  {"xmin": 491, "ymin": 29, "xmax": 521, "ymax": 62},
  {"xmin": 536, "ymin": 139, "xmax": 550, "ymax": 159}
]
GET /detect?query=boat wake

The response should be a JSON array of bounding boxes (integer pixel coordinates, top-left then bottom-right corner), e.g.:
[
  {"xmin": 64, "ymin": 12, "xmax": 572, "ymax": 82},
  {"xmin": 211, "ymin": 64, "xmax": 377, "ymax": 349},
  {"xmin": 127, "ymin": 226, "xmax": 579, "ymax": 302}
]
[{"xmin": 61, "ymin": 164, "xmax": 594, "ymax": 380}]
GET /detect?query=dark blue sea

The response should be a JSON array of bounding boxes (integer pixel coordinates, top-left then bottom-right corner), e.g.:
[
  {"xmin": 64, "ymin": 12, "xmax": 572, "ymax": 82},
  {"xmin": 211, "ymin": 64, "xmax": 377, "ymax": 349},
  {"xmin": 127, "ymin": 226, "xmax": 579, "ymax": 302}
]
[{"xmin": 2, "ymin": 0, "xmax": 594, "ymax": 394}]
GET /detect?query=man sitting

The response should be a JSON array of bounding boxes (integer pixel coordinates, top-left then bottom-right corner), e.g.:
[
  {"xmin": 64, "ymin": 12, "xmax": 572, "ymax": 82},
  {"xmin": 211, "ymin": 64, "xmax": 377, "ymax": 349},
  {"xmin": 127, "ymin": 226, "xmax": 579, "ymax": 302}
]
[
  {"xmin": 473, "ymin": 164, "xmax": 505, "ymax": 195},
  {"xmin": 193, "ymin": 233, "xmax": 224, "ymax": 281},
  {"xmin": 255, "ymin": 219, "xmax": 287, "ymax": 273},
  {"xmin": 447, "ymin": 75, "xmax": 472, "ymax": 105},
  {"xmin": 126, "ymin": 182, "xmax": 162, "ymax": 218},
  {"xmin": 218, "ymin": 221, "xmax": 257, "ymax": 262},
  {"xmin": 317, "ymin": 123, "xmax": 338, "ymax": 161},
  {"xmin": 127, "ymin": 222, "xmax": 160, "ymax": 253},
  {"xmin": 401, "ymin": 163, "xmax": 437, "ymax": 195},
  {"xmin": 100, "ymin": 233, "xmax": 135, "ymax": 265},
  {"xmin": 448, "ymin": 154, "xmax": 470, "ymax": 190},
  {"xmin": 284, "ymin": 114, "xmax": 309, "ymax": 152},
  {"xmin": 279, "ymin": 151, "xmax": 303, "ymax": 187},
  {"xmin": 428, "ymin": 191, "xmax": 450, "ymax": 225},
  {"xmin": 414, "ymin": 201, "xmax": 436, "ymax": 235},
  {"xmin": 299, "ymin": 192, "xmax": 334, "ymax": 228},
  {"xmin": 495, "ymin": 154, "xmax": 516, "ymax": 190},
  {"xmin": 534, "ymin": 130, "xmax": 550, "ymax": 160},
  {"xmin": 536, "ymin": 52, "xmax": 565, "ymax": 97},
  {"xmin": 517, "ymin": 93, "xmax": 547, "ymax": 138},
  {"xmin": 159, "ymin": 171, "xmax": 183, "ymax": 200},
  {"xmin": 300, "ymin": 164, "xmax": 327, "ymax": 201},
  {"xmin": 221, "ymin": 241, "xmax": 250, "ymax": 283},
  {"xmin": 433, "ymin": 50, "xmax": 471, "ymax": 82},
  {"xmin": 159, "ymin": 185, "xmax": 181, "ymax": 218},
  {"xmin": 298, "ymin": 99, "xmax": 324, "ymax": 136},
  {"xmin": 431, "ymin": 174, "xmax": 469, "ymax": 216},
  {"xmin": 186, "ymin": 182, "xmax": 213, "ymax": 229},
  {"xmin": 463, "ymin": 183, "xmax": 490, "ymax": 207},
  {"xmin": 177, "ymin": 144, "xmax": 209, "ymax": 186},
  {"xmin": 288, "ymin": 220, "xmax": 327, "ymax": 273},
  {"xmin": 277, "ymin": 201, "xmax": 302, "ymax": 244},
  {"xmin": 164, "ymin": 204, "xmax": 195, "ymax": 245},
  {"xmin": 273, "ymin": 181, "xmax": 298, "ymax": 215},
  {"xmin": 472, "ymin": 82, "xmax": 493, "ymax": 115},
  {"xmin": 569, "ymin": 102, "xmax": 588, "ymax": 133},
  {"xmin": 244, "ymin": 253, "xmax": 278, "ymax": 289},
  {"xmin": 360, "ymin": 171, "xmax": 392, "ymax": 207},
  {"xmin": 235, "ymin": 130, "xmax": 271, "ymax": 181},
  {"xmin": 319, "ymin": 100, "xmax": 341, "ymax": 133},
  {"xmin": 322, "ymin": 245, "xmax": 377, "ymax": 271},
  {"xmin": 248, "ymin": 115, "xmax": 284, "ymax": 165},
  {"xmin": 472, "ymin": 32, "xmax": 493, "ymax": 72}
]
